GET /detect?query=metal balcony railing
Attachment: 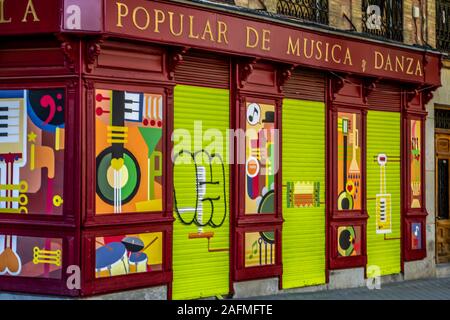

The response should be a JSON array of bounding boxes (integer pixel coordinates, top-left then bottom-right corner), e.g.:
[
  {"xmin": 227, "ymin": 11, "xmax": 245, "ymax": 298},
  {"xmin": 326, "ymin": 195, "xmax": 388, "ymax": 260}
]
[
  {"xmin": 362, "ymin": 0, "xmax": 403, "ymax": 42},
  {"xmin": 437, "ymin": 0, "xmax": 450, "ymax": 53},
  {"xmin": 277, "ymin": 0, "xmax": 329, "ymax": 25}
]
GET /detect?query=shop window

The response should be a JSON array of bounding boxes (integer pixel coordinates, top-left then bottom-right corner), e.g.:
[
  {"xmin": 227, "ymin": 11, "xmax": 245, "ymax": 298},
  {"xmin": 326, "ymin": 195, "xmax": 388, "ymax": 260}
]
[
  {"xmin": 235, "ymin": 96, "xmax": 282, "ymax": 281},
  {"xmin": 362, "ymin": 0, "xmax": 403, "ymax": 42},
  {"xmin": 437, "ymin": 0, "xmax": 450, "ymax": 53},
  {"xmin": 277, "ymin": 0, "xmax": 329, "ymax": 25},
  {"xmin": 0, "ymin": 89, "xmax": 65, "ymax": 215},
  {"xmin": 245, "ymin": 102, "xmax": 277, "ymax": 215},
  {"xmin": 337, "ymin": 226, "xmax": 362, "ymax": 257},
  {"xmin": 244, "ymin": 230, "xmax": 276, "ymax": 267},
  {"xmin": 411, "ymin": 222, "xmax": 422, "ymax": 250},
  {"xmin": 337, "ymin": 112, "xmax": 362, "ymax": 211},
  {"xmin": 410, "ymin": 120, "xmax": 422, "ymax": 208},
  {"xmin": 95, "ymin": 232, "xmax": 163, "ymax": 278},
  {"xmin": 94, "ymin": 89, "xmax": 164, "ymax": 215}
]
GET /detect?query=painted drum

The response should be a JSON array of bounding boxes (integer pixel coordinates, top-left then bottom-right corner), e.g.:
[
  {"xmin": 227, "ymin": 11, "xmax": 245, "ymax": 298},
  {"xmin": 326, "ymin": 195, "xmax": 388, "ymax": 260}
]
[
  {"xmin": 121, "ymin": 237, "xmax": 144, "ymax": 253},
  {"xmin": 128, "ymin": 252, "xmax": 148, "ymax": 274},
  {"xmin": 95, "ymin": 242, "xmax": 129, "ymax": 278}
]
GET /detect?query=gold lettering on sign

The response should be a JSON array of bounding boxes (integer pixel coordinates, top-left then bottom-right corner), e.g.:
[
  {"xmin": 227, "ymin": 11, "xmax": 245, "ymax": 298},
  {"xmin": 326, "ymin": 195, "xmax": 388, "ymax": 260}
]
[
  {"xmin": 415, "ymin": 61, "xmax": 423, "ymax": 76},
  {"xmin": 22, "ymin": 0, "xmax": 40, "ymax": 22},
  {"xmin": 331, "ymin": 44, "xmax": 341, "ymax": 64},
  {"xmin": 217, "ymin": 21, "xmax": 229, "ymax": 44},
  {"xmin": 395, "ymin": 56, "xmax": 404, "ymax": 72},
  {"xmin": 246, "ymin": 26, "xmax": 259, "ymax": 48},
  {"xmin": 0, "ymin": 0, "xmax": 11, "ymax": 23},
  {"xmin": 188, "ymin": 15, "xmax": 199, "ymax": 39},
  {"xmin": 374, "ymin": 51, "xmax": 384, "ymax": 69},
  {"xmin": 385, "ymin": 55, "xmax": 393, "ymax": 71},
  {"xmin": 315, "ymin": 41, "xmax": 323, "ymax": 60},
  {"xmin": 406, "ymin": 57, "xmax": 414, "ymax": 75},
  {"xmin": 324, "ymin": 42, "xmax": 330, "ymax": 62},
  {"xmin": 304, "ymin": 38, "xmax": 314, "ymax": 58},
  {"xmin": 262, "ymin": 29, "xmax": 270, "ymax": 51},
  {"xmin": 169, "ymin": 12, "xmax": 183, "ymax": 36},
  {"xmin": 201, "ymin": 20, "xmax": 215, "ymax": 42},
  {"xmin": 116, "ymin": 2, "xmax": 128, "ymax": 27},
  {"xmin": 154, "ymin": 9, "xmax": 165, "ymax": 33},
  {"xmin": 343, "ymin": 48, "xmax": 353, "ymax": 66},
  {"xmin": 133, "ymin": 7, "xmax": 150, "ymax": 30},
  {"xmin": 287, "ymin": 36, "xmax": 300, "ymax": 56}
]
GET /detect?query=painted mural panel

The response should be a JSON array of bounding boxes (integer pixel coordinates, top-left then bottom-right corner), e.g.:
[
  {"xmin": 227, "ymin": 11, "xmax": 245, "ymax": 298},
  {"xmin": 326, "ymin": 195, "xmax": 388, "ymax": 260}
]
[
  {"xmin": 337, "ymin": 112, "xmax": 361, "ymax": 211},
  {"xmin": 245, "ymin": 231, "xmax": 276, "ymax": 267},
  {"xmin": 411, "ymin": 223, "xmax": 422, "ymax": 250},
  {"xmin": 367, "ymin": 111, "xmax": 401, "ymax": 276},
  {"xmin": 245, "ymin": 102, "xmax": 277, "ymax": 215},
  {"xmin": 337, "ymin": 226, "xmax": 361, "ymax": 257},
  {"xmin": 172, "ymin": 85, "xmax": 229, "ymax": 300},
  {"xmin": 95, "ymin": 232, "xmax": 163, "ymax": 278},
  {"xmin": 95, "ymin": 89, "xmax": 163, "ymax": 214},
  {"xmin": 410, "ymin": 120, "xmax": 422, "ymax": 209},
  {"xmin": 0, "ymin": 90, "xmax": 65, "ymax": 215},
  {"xmin": 282, "ymin": 99, "xmax": 326, "ymax": 289},
  {"xmin": 0, "ymin": 235, "xmax": 63, "ymax": 279}
]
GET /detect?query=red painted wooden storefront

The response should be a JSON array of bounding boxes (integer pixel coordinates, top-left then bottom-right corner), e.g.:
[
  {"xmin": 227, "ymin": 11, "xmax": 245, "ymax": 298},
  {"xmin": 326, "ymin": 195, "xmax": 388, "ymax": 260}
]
[{"xmin": 0, "ymin": 0, "xmax": 442, "ymax": 298}]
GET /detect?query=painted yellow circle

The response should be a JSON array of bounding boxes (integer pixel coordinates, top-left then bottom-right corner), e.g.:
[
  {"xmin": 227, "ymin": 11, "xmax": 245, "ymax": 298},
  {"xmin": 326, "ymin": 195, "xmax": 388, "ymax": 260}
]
[{"xmin": 53, "ymin": 195, "xmax": 63, "ymax": 207}]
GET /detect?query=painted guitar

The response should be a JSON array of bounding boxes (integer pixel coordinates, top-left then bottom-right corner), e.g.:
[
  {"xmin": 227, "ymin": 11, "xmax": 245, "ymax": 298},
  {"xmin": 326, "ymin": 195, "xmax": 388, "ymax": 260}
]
[
  {"xmin": 337, "ymin": 118, "xmax": 354, "ymax": 210},
  {"xmin": 96, "ymin": 91, "xmax": 141, "ymax": 213}
]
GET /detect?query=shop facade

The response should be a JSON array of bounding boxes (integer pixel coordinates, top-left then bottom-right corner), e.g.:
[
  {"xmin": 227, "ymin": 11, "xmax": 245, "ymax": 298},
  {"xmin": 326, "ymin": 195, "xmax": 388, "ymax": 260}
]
[{"xmin": 0, "ymin": 0, "xmax": 443, "ymax": 299}]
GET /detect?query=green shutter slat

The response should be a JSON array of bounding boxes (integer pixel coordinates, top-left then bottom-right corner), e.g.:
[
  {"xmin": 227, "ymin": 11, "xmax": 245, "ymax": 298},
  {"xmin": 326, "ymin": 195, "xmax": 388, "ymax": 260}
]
[
  {"xmin": 367, "ymin": 111, "xmax": 401, "ymax": 276},
  {"xmin": 282, "ymin": 99, "xmax": 326, "ymax": 289},
  {"xmin": 172, "ymin": 85, "xmax": 230, "ymax": 300}
]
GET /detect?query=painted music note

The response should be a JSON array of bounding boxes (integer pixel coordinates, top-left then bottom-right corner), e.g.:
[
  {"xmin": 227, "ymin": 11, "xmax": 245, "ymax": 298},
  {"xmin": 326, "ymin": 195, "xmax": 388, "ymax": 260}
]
[
  {"xmin": 247, "ymin": 103, "xmax": 261, "ymax": 125},
  {"xmin": 27, "ymin": 90, "xmax": 65, "ymax": 133},
  {"xmin": 248, "ymin": 240, "xmax": 258, "ymax": 260}
]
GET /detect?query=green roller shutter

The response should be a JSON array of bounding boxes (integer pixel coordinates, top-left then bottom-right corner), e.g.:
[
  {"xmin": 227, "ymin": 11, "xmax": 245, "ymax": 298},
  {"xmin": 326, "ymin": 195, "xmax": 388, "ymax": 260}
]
[
  {"xmin": 282, "ymin": 99, "xmax": 326, "ymax": 289},
  {"xmin": 367, "ymin": 110, "xmax": 401, "ymax": 276},
  {"xmin": 172, "ymin": 85, "xmax": 230, "ymax": 299}
]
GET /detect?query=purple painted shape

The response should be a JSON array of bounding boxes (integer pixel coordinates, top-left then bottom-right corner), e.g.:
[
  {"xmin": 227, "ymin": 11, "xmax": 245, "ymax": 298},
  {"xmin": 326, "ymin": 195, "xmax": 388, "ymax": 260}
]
[{"xmin": 63, "ymin": 0, "xmax": 102, "ymax": 32}]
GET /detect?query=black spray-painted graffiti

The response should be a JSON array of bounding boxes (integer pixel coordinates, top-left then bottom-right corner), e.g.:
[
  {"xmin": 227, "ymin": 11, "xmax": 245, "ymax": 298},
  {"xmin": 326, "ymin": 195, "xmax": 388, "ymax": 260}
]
[{"xmin": 173, "ymin": 150, "xmax": 227, "ymax": 228}]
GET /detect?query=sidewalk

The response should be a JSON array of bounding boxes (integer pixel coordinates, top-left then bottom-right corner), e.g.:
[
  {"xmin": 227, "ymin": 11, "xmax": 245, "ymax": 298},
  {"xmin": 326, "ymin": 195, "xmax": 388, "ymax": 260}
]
[
  {"xmin": 1, "ymin": 277, "xmax": 449, "ymax": 300},
  {"xmin": 252, "ymin": 277, "xmax": 450, "ymax": 300}
]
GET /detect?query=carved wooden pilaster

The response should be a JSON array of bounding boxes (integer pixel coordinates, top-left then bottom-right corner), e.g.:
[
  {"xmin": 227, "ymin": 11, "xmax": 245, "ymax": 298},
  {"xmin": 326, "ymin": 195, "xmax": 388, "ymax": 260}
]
[
  {"xmin": 57, "ymin": 35, "xmax": 77, "ymax": 72},
  {"xmin": 85, "ymin": 37, "xmax": 106, "ymax": 73},
  {"xmin": 167, "ymin": 46, "xmax": 190, "ymax": 80},
  {"xmin": 276, "ymin": 64, "xmax": 296, "ymax": 93},
  {"xmin": 330, "ymin": 73, "xmax": 345, "ymax": 101},
  {"xmin": 362, "ymin": 77, "xmax": 381, "ymax": 104},
  {"xmin": 238, "ymin": 58, "xmax": 258, "ymax": 88}
]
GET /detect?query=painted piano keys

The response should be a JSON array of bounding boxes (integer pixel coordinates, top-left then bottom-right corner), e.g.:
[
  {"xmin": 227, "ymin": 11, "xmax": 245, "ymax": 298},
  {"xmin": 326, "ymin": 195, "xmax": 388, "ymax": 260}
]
[
  {"xmin": 0, "ymin": 91, "xmax": 28, "ymax": 214},
  {"xmin": 0, "ymin": 89, "xmax": 65, "ymax": 216}
]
